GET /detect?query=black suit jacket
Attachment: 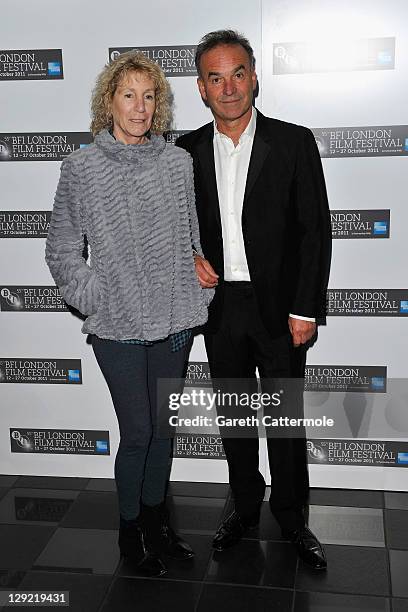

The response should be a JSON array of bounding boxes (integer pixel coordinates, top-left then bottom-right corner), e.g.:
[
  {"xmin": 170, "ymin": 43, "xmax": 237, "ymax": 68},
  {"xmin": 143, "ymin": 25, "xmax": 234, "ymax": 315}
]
[{"xmin": 176, "ymin": 110, "xmax": 332, "ymax": 339}]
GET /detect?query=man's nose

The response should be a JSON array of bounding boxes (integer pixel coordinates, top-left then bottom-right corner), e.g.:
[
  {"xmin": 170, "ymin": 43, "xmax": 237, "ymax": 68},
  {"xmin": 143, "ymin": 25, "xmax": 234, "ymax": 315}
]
[{"xmin": 222, "ymin": 78, "xmax": 236, "ymax": 96}]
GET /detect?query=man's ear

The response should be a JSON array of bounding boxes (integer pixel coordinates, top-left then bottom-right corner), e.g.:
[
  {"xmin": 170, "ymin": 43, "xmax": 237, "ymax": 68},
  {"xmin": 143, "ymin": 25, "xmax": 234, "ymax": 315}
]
[
  {"xmin": 251, "ymin": 70, "xmax": 258, "ymax": 92},
  {"xmin": 197, "ymin": 77, "xmax": 207, "ymax": 102}
]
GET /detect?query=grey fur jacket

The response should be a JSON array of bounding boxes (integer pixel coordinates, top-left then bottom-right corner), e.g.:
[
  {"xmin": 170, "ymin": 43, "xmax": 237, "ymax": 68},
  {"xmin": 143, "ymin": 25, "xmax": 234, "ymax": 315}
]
[{"xmin": 45, "ymin": 129, "xmax": 213, "ymax": 340}]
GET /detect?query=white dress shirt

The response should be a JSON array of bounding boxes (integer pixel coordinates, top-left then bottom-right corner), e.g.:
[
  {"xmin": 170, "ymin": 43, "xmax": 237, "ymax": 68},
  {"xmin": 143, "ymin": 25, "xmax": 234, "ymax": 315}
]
[{"xmin": 213, "ymin": 107, "xmax": 314, "ymax": 323}]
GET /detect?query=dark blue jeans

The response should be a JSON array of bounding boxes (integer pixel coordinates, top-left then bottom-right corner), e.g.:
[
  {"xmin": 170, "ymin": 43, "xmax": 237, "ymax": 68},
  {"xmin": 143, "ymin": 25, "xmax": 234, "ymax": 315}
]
[{"xmin": 92, "ymin": 335, "xmax": 190, "ymax": 520}]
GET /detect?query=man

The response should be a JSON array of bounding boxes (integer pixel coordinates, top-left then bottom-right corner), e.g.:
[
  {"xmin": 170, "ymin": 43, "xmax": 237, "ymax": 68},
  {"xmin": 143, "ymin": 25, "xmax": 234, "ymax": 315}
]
[{"xmin": 176, "ymin": 30, "xmax": 331, "ymax": 570}]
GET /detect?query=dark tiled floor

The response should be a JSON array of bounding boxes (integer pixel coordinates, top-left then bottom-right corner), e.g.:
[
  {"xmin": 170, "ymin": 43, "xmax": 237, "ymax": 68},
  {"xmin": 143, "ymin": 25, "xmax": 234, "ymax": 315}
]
[
  {"xmin": 295, "ymin": 544, "xmax": 389, "ymax": 596},
  {"xmin": 385, "ymin": 492, "xmax": 408, "ymax": 511},
  {"xmin": 392, "ymin": 598, "xmax": 408, "ymax": 612},
  {"xmin": 85, "ymin": 478, "xmax": 117, "ymax": 492},
  {"xmin": 208, "ymin": 540, "xmax": 298, "ymax": 588},
  {"xmin": 0, "ymin": 476, "xmax": 18, "ymax": 488},
  {"xmin": 18, "ymin": 572, "xmax": 111, "ymax": 612},
  {"xmin": 385, "ymin": 510, "xmax": 408, "ymax": 549},
  {"xmin": 0, "ymin": 525, "xmax": 55, "ymax": 570},
  {"xmin": 166, "ymin": 495, "xmax": 226, "ymax": 535},
  {"xmin": 309, "ymin": 487, "xmax": 384, "ymax": 508},
  {"xmin": 0, "ymin": 488, "xmax": 79, "ymax": 526},
  {"xmin": 14, "ymin": 476, "xmax": 90, "ymax": 490},
  {"xmin": 101, "ymin": 578, "xmax": 202, "ymax": 612},
  {"xmin": 198, "ymin": 584, "xmax": 293, "ymax": 611},
  {"xmin": 384, "ymin": 491, "xmax": 408, "ymax": 510},
  {"xmin": 167, "ymin": 481, "xmax": 229, "ymax": 498},
  {"xmin": 60, "ymin": 491, "xmax": 119, "ymax": 529},
  {"xmin": 224, "ymin": 498, "xmax": 283, "ymax": 541},
  {"xmin": 308, "ymin": 505, "xmax": 385, "ymax": 547},
  {"xmin": 389, "ymin": 550, "xmax": 408, "ymax": 598},
  {"xmin": 294, "ymin": 590, "xmax": 391, "ymax": 611},
  {"xmin": 33, "ymin": 528, "xmax": 120, "ymax": 574},
  {"xmin": 0, "ymin": 477, "xmax": 406, "ymax": 611}
]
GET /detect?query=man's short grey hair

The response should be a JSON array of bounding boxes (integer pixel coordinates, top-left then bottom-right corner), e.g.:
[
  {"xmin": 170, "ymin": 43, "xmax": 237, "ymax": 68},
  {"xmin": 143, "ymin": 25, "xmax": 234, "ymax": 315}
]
[{"xmin": 195, "ymin": 30, "xmax": 255, "ymax": 77}]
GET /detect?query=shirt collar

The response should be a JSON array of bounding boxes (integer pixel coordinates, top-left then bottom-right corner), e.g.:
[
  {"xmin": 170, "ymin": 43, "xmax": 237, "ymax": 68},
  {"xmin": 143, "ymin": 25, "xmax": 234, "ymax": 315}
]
[{"xmin": 214, "ymin": 107, "xmax": 257, "ymax": 142}]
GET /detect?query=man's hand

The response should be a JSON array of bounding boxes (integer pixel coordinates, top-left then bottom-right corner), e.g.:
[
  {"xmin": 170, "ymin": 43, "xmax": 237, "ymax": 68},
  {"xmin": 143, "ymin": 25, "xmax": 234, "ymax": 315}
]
[
  {"xmin": 194, "ymin": 254, "xmax": 219, "ymax": 288},
  {"xmin": 288, "ymin": 316, "xmax": 316, "ymax": 347}
]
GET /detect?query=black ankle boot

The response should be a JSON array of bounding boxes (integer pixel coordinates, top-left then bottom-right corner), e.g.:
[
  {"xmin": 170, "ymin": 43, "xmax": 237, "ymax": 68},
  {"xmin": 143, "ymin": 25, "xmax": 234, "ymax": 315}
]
[
  {"xmin": 140, "ymin": 502, "xmax": 194, "ymax": 560},
  {"xmin": 118, "ymin": 517, "xmax": 167, "ymax": 576}
]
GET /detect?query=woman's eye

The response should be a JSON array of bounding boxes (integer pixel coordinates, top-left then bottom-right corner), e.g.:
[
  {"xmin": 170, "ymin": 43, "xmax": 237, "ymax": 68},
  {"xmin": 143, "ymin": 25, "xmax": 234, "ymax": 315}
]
[
  {"xmin": 124, "ymin": 93, "xmax": 133, "ymax": 98},
  {"xmin": 145, "ymin": 94, "xmax": 154, "ymax": 100}
]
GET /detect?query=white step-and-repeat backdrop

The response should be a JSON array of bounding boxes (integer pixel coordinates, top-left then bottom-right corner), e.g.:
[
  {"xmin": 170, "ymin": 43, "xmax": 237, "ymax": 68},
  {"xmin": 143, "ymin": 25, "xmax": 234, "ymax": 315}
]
[{"xmin": 1, "ymin": 0, "xmax": 407, "ymax": 490}]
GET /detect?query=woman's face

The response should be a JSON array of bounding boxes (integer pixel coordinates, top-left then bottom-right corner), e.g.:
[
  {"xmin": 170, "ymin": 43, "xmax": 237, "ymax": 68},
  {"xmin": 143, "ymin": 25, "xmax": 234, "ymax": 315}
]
[{"xmin": 110, "ymin": 70, "xmax": 156, "ymax": 144}]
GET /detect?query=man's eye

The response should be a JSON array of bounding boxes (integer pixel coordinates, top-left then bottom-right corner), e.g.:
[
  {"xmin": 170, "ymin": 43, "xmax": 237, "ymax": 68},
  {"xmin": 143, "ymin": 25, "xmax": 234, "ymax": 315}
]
[
  {"xmin": 211, "ymin": 77, "xmax": 220, "ymax": 84},
  {"xmin": 235, "ymin": 72, "xmax": 244, "ymax": 79}
]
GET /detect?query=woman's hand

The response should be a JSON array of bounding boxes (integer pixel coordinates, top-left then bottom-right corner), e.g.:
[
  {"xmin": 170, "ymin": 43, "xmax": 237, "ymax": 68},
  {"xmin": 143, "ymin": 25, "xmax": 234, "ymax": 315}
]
[{"xmin": 194, "ymin": 254, "xmax": 219, "ymax": 288}]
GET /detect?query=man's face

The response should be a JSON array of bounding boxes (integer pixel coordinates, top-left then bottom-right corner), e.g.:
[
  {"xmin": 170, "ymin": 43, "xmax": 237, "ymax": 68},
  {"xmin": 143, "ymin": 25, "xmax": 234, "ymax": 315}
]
[{"xmin": 197, "ymin": 43, "xmax": 257, "ymax": 124}]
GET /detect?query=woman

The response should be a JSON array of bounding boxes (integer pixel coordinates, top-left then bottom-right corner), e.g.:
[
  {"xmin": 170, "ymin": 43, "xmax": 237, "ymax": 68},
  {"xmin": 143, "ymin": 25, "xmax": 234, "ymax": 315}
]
[{"xmin": 45, "ymin": 51, "xmax": 213, "ymax": 577}]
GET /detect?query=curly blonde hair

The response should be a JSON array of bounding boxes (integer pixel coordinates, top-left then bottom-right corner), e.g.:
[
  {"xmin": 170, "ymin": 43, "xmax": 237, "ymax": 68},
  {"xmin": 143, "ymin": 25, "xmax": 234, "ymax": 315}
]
[{"xmin": 90, "ymin": 50, "xmax": 172, "ymax": 136}]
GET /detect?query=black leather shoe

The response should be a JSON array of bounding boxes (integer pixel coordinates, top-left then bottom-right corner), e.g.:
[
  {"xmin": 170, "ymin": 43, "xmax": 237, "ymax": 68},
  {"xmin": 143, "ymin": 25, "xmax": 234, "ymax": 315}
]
[
  {"xmin": 213, "ymin": 511, "xmax": 259, "ymax": 551},
  {"xmin": 118, "ymin": 518, "xmax": 167, "ymax": 577},
  {"xmin": 283, "ymin": 526, "xmax": 327, "ymax": 570},
  {"xmin": 140, "ymin": 502, "xmax": 194, "ymax": 561},
  {"xmin": 157, "ymin": 507, "xmax": 194, "ymax": 560}
]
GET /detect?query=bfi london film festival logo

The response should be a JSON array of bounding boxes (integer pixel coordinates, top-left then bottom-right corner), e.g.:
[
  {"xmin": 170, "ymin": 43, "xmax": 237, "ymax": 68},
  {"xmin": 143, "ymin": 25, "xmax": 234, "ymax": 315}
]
[
  {"xmin": 305, "ymin": 365, "xmax": 387, "ymax": 393},
  {"xmin": 0, "ymin": 212, "xmax": 51, "ymax": 238},
  {"xmin": 163, "ymin": 130, "xmax": 191, "ymax": 145},
  {"xmin": 273, "ymin": 37, "xmax": 395, "ymax": 75},
  {"xmin": 10, "ymin": 429, "xmax": 110, "ymax": 455},
  {"xmin": 185, "ymin": 361, "xmax": 212, "ymax": 387},
  {"xmin": 331, "ymin": 210, "xmax": 390, "ymax": 239},
  {"xmin": 176, "ymin": 362, "xmax": 224, "ymax": 458},
  {"xmin": 0, "ymin": 287, "xmax": 68, "ymax": 312},
  {"xmin": 0, "ymin": 359, "xmax": 82, "ymax": 384},
  {"xmin": 312, "ymin": 126, "xmax": 408, "ymax": 158},
  {"xmin": 176, "ymin": 360, "xmax": 342, "ymax": 459},
  {"xmin": 307, "ymin": 439, "xmax": 408, "ymax": 468},
  {"xmin": 0, "ymin": 133, "xmax": 93, "ymax": 162},
  {"xmin": 109, "ymin": 46, "xmax": 197, "ymax": 76},
  {"xmin": 0, "ymin": 49, "xmax": 63, "ymax": 81},
  {"xmin": 174, "ymin": 434, "xmax": 225, "ymax": 459},
  {"xmin": 327, "ymin": 290, "xmax": 408, "ymax": 316}
]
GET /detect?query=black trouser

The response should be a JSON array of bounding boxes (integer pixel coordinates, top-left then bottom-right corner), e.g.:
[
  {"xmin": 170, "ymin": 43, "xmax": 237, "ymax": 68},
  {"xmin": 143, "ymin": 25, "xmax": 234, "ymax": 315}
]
[{"xmin": 204, "ymin": 282, "xmax": 309, "ymax": 532}]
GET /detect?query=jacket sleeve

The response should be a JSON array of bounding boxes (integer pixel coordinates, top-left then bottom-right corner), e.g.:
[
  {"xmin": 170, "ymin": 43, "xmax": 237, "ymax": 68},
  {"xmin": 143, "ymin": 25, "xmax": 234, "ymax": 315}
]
[
  {"xmin": 183, "ymin": 154, "xmax": 215, "ymax": 306},
  {"xmin": 184, "ymin": 153, "xmax": 205, "ymax": 258},
  {"xmin": 291, "ymin": 128, "xmax": 332, "ymax": 322},
  {"xmin": 45, "ymin": 157, "xmax": 101, "ymax": 316}
]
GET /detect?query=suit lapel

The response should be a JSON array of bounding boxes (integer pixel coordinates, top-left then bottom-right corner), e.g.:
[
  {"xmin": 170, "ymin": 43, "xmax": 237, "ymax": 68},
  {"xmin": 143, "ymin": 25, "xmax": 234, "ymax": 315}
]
[
  {"xmin": 244, "ymin": 112, "xmax": 271, "ymax": 204},
  {"xmin": 194, "ymin": 112, "xmax": 273, "ymax": 225},
  {"xmin": 196, "ymin": 126, "xmax": 222, "ymax": 230}
]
